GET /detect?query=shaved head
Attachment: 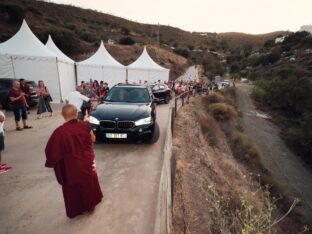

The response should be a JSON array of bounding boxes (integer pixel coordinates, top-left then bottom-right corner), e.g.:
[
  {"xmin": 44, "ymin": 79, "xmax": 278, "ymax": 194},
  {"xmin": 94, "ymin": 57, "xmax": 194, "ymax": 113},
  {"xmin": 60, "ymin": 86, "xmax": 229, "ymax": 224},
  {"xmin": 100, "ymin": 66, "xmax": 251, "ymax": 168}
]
[
  {"xmin": 62, "ymin": 104, "xmax": 78, "ymax": 121},
  {"xmin": 13, "ymin": 80, "xmax": 20, "ymax": 88}
]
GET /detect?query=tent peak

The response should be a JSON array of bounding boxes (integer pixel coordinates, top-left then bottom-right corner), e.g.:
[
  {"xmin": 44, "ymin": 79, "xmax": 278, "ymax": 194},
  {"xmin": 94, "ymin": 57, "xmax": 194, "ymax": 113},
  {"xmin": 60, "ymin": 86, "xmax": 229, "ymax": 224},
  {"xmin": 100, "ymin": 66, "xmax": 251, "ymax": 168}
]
[{"xmin": 45, "ymin": 35, "xmax": 74, "ymax": 63}]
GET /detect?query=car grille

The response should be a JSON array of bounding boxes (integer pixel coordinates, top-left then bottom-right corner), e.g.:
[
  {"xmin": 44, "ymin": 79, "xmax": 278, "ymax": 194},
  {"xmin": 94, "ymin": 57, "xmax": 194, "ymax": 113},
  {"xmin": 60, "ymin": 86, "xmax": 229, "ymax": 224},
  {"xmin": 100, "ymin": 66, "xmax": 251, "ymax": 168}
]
[
  {"xmin": 117, "ymin": 121, "xmax": 135, "ymax": 129},
  {"xmin": 100, "ymin": 121, "xmax": 116, "ymax": 129},
  {"xmin": 100, "ymin": 120, "xmax": 135, "ymax": 129}
]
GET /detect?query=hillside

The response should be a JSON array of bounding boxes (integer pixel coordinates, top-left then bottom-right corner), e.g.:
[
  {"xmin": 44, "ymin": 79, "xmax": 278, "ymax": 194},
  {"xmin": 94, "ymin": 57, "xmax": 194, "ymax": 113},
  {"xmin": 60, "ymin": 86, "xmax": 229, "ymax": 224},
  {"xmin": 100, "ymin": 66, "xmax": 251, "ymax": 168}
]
[
  {"xmin": 227, "ymin": 31, "xmax": 312, "ymax": 169},
  {"xmin": 0, "ymin": 0, "xmax": 289, "ymax": 80},
  {"xmin": 172, "ymin": 90, "xmax": 303, "ymax": 233}
]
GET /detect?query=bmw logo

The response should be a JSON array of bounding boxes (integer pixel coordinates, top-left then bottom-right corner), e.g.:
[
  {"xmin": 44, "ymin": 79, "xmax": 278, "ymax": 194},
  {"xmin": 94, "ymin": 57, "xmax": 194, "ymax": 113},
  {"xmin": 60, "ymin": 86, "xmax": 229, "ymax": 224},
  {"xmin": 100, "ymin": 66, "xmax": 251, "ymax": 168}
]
[{"xmin": 115, "ymin": 117, "xmax": 119, "ymax": 121}]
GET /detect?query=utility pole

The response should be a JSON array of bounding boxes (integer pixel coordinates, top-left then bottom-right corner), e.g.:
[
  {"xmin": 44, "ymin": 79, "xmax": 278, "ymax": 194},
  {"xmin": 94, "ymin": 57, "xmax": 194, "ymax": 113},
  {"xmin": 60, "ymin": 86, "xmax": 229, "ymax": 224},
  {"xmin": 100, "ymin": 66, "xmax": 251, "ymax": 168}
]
[
  {"xmin": 156, "ymin": 23, "xmax": 160, "ymax": 63},
  {"xmin": 157, "ymin": 23, "xmax": 160, "ymax": 47}
]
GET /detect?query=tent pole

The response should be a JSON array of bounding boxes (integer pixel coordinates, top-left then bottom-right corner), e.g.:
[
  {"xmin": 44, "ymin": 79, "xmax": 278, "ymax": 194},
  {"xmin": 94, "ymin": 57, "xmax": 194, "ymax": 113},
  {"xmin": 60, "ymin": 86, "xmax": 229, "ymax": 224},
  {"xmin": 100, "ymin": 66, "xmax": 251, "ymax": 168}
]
[
  {"xmin": 10, "ymin": 56, "xmax": 16, "ymax": 78},
  {"xmin": 126, "ymin": 68, "xmax": 128, "ymax": 83},
  {"xmin": 55, "ymin": 58, "xmax": 63, "ymax": 103},
  {"xmin": 102, "ymin": 66, "xmax": 104, "ymax": 82},
  {"xmin": 74, "ymin": 63, "xmax": 78, "ymax": 86}
]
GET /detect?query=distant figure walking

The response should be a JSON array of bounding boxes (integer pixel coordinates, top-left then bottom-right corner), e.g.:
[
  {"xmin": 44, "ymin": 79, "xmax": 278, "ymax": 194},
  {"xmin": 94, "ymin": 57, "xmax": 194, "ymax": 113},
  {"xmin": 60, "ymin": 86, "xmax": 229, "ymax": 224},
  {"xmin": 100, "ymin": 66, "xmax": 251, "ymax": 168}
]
[
  {"xmin": 36, "ymin": 80, "xmax": 53, "ymax": 119},
  {"xmin": 45, "ymin": 104, "xmax": 103, "ymax": 218}
]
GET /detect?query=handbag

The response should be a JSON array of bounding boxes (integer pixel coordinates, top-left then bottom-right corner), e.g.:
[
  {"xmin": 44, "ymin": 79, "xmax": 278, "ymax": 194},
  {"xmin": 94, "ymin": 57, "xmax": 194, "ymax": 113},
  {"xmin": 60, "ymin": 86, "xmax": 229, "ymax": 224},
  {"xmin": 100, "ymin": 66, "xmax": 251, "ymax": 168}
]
[
  {"xmin": 44, "ymin": 87, "xmax": 53, "ymax": 102},
  {"xmin": 44, "ymin": 95, "xmax": 53, "ymax": 102}
]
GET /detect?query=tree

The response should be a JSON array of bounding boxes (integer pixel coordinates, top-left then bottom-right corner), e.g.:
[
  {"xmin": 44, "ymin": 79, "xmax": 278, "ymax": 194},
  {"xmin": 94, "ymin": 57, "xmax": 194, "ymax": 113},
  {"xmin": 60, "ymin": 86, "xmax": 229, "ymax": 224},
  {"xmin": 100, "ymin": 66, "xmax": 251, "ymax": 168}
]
[{"xmin": 119, "ymin": 36, "xmax": 136, "ymax": 45}]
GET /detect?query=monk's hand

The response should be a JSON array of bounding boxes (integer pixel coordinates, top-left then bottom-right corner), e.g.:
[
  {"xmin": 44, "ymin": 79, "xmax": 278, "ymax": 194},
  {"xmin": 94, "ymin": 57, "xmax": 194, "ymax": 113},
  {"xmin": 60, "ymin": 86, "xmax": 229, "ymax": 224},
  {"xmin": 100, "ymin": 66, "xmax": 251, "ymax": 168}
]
[
  {"xmin": 84, "ymin": 115, "xmax": 90, "ymax": 122},
  {"xmin": 0, "ymin": 116, "xmax": 4, "ymax": 122}
]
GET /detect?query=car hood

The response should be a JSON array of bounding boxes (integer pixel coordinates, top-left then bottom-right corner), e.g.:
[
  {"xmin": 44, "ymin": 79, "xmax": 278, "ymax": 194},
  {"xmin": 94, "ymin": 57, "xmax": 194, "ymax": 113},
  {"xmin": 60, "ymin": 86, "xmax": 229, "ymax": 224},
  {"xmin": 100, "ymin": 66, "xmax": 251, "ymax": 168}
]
[{"xmin": 91, "ymin": 102, "xmax": 151, "ymax": 121}]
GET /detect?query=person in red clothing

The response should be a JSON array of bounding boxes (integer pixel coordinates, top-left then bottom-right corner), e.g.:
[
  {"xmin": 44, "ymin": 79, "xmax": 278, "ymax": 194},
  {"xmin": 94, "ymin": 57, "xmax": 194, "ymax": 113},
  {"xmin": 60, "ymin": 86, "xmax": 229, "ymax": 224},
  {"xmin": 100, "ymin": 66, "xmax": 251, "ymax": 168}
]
[
  {"xmin": 19, "ymin": 79, "xmax": 31, "ymax": 114},
  {"xmin": 8, "ymin": 80, "xmax": 32, "ymax": 131},
  {"xmin": 45, "ymin": 104, "xmax": 103, "ymax": 218}
]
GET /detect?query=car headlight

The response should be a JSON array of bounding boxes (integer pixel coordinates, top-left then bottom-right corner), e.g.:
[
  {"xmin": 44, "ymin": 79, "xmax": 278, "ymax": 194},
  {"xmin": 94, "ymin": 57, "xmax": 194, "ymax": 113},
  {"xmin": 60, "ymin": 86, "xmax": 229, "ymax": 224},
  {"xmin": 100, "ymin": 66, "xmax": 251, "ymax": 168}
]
[
  {"xmin": 135, "ymin": 117, "xmax": 152, "ymax": 126},
  {"xmin": 90, "ymin": 116, "xmax": 100, "ymax": 125}
]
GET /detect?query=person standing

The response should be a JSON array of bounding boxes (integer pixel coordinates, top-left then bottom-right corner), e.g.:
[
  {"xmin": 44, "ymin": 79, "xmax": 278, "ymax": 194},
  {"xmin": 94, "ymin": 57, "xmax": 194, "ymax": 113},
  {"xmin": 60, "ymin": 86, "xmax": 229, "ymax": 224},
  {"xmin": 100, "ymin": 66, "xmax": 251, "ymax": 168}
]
[
  {"xmin": 66, "ymin": 86, "xmax": 90, "ymax": 120},
  {"xmin": 101, "ymin": 82, "xmax": 110, "ymax": 97},
  {"xmin": 36, "ymin": 80, "xmax": 53, "ymax": 119},
  {"xmin": 19, "ymin": 79, "xmax": 31, "ymax": 114},
  {"xmin": 92, "ymin": 80, "xmax": 101, "ymax": 97},
  {"xmin": 8, "ymin": 80, "xmax": 32, "ymax": 131},
  {"xmin": 45, "ymin": 104, "xmax": 103, "ymax": 218}
]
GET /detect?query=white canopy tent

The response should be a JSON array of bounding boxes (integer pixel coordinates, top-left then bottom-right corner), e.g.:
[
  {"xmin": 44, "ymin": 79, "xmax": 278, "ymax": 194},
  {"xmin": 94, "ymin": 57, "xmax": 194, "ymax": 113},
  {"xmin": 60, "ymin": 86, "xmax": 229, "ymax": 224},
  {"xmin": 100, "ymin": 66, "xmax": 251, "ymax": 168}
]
[
  {"xmin": 45, "ymin": 35, "xmax": 76, "ymax": 101},
  {"xmin": 76, "ymin": 41, "xmax": 126, "ymax": 86},
  {"xmin": 127, "ymin": 47, "xmax": 169, "ymax": 84},
  {"xmin": 0, "ymin": 20, "xmax": 63, "ymax": 102}
]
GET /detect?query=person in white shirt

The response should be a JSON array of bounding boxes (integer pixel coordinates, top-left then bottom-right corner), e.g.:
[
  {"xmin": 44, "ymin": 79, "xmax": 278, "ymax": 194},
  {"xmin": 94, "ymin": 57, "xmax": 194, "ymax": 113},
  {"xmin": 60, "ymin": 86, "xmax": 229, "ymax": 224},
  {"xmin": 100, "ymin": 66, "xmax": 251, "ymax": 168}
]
[
  {"xmin": 0, "ymin": 104, "xmax": 11, "ymax": 174},
  {"xmin": 66, "ymin": 86, "xmax": 90, "ymax": 120}
]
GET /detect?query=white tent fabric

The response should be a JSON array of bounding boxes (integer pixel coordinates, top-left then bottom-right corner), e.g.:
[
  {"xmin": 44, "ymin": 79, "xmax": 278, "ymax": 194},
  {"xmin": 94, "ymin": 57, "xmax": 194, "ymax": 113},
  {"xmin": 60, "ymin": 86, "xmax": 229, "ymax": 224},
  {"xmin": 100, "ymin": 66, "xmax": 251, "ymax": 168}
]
[
  {"xmin": 45, "ymin": 35, "xmax": 76, "ymax": 101},
  {"xmin": 77, "ymin": 41, "xmax": 126, "ymax": 86},
  {"xmin": 127, "ymin": 47, "xmax": 169, "ymax": 84},
  {"xmin": 0, "ymin": 20, "xmax": 62, "ymax": 102}
]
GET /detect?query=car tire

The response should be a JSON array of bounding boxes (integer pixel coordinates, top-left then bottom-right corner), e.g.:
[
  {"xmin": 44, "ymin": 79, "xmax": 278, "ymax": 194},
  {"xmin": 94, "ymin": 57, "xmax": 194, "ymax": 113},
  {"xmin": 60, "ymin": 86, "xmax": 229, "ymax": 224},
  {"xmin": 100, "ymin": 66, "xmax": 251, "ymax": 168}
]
[
  {"xmin": 145, "ymin": 123, "xmax": 159, "ymax": 144},
  {"xmin": 165, "ymin": 95, "xmax": 170, "ymax": 104}
]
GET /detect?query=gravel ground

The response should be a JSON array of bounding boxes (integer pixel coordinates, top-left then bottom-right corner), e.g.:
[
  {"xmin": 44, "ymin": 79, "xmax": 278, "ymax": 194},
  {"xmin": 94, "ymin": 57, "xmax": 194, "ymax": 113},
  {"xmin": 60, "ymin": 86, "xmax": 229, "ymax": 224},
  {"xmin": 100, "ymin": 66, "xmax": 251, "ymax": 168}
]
[{"xmin": 236, "ymin": 83, "xmax": 312, "ymax": 224}]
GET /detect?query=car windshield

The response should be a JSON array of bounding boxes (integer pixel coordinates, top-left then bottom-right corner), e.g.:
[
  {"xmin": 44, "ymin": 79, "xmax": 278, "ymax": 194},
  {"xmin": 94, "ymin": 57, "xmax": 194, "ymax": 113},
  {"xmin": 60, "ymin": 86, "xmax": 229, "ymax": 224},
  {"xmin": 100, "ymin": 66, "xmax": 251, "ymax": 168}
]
[
  {"xmin": 26, "ymin": 81, "xmax": 38, "ymax": 88},
  {"xmin": 104, "ymin": 87, "xmax": 151, "ymax": 103}
]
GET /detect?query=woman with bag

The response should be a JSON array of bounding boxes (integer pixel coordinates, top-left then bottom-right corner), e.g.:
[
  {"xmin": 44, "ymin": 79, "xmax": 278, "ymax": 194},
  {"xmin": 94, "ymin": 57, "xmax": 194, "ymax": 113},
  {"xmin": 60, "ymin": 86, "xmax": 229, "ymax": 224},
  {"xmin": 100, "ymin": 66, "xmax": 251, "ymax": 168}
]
[{"xmin": 36, "ymin": 80, "xmax": 53, "ymax": 119}]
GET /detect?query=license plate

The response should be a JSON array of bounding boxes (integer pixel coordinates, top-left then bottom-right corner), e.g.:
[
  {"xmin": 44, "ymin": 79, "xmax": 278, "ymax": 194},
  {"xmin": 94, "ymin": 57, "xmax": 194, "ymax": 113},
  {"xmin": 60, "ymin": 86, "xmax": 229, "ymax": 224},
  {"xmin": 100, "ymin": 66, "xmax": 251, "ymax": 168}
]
[{"xmin": 106, "ymin": 133, "xmax": 127, "ymax": 139}]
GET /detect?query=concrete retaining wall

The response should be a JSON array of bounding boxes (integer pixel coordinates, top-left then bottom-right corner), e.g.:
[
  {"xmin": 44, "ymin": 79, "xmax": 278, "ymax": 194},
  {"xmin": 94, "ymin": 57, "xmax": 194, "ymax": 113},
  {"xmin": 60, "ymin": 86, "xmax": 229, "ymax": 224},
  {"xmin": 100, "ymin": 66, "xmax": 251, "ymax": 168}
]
[{"xmin": 154, "ymin": 107, "xmax": 173, "ymax": 234}]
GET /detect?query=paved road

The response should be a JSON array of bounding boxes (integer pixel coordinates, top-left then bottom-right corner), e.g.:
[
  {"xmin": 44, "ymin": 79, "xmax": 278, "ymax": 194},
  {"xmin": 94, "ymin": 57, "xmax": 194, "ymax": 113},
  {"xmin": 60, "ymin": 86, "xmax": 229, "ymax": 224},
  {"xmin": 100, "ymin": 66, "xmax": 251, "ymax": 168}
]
[
  {"xmin": 176, "ymin": 66, "xmax": 198, "ymax": 82},
  {"xmin": 0, "ymin": 102, "xmax": 170, "ymax": 234},
  {"xmin": 237, "ymin": 84, "xmax": 312, "ymax": 224}
]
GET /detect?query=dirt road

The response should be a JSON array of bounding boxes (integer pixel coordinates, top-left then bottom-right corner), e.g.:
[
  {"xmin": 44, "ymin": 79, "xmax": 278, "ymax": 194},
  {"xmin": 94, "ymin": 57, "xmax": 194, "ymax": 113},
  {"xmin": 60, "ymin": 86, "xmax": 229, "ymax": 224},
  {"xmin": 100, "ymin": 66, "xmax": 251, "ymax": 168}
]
[
  {"xmin": 236, "ymin": 84, "xmax": 312, "ymax": 223},
  {"xmin": 0, "ymin": 103, "xmax": 170, "ymax": 234}
]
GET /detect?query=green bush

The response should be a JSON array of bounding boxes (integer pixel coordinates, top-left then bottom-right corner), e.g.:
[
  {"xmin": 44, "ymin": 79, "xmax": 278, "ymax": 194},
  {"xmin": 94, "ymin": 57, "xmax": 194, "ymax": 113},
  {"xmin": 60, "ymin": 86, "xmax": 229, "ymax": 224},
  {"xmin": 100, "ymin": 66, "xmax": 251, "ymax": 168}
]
[
  {"xmin": 80, "ymin": 31, "xmax": 98, "ymax": 43},
  {"xmin": 0, "ymin": 3, "xmax": 24, "ymax": 24},
  {"xmin": 119, "ymin": 36, "xmax": 136, "ymax": 45},
  {"xmin": 230, "ymin": 132, "xmax": 261, "ymax": 164},
  {"xmin": 174, "ymin": 48, "xmax": 190, "ymax": 58},
  {"xmin": 37, "ymin": 28, "xmax": 81, "ymax": 55},
  {"xmin": 252, "ymin": 77, "xmax": 312, "ymax": 166},
  {"xmin": 286, "ymin": 111, "xmax": 312, "ymax": 163},
  {"xmin": 208, "ymin": 103, "xmax": 237, "ymax": 122},
  {"xmin": 251, "ymin": 86, "xmax": 265, "ymax": 103}
]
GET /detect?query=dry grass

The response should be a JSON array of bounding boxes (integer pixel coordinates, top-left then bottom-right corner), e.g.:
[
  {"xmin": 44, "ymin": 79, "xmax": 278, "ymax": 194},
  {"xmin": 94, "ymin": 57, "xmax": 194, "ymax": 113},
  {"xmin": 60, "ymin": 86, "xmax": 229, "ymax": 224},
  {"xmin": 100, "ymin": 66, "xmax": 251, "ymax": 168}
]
[
  {"xmin": 202, "ymin": 93, "xmax": 225, "ymax": 105},
  {"xmin": 230, "ymin": 131, "xmax": 262, "ymax": 169},
  {"xmin": 197, "ymin": 112, "xmax": 221, "ymax": 147},
  {"xmin": 208, "ymin": 103, "xmax": 238, "ymax": 122}
]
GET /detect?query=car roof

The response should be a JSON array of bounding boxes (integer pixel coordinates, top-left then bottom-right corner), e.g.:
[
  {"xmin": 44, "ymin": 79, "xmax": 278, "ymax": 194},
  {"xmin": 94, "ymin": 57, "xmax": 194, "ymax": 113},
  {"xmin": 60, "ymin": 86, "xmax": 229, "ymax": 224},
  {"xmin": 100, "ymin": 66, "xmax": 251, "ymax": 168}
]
[
  {"xmin": 0, "ymin": 78, "xmax": 15, "ymax": 82},
  {"xmin": 113, "ymin": 83, "xmax": 148, "ymax": 88}
]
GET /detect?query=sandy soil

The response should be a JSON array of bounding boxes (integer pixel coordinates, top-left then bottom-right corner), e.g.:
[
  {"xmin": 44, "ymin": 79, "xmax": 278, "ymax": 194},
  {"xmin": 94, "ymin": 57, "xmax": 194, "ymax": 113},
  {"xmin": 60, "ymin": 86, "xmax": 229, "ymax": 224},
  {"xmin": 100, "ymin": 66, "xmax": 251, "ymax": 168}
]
[
  {"xmin": 236, "ymin": 83, "xmax": 312, "ymax": 224},
  {"xmin": 0, "ymin": 102, "xmax": 170, "ymax": 234}
]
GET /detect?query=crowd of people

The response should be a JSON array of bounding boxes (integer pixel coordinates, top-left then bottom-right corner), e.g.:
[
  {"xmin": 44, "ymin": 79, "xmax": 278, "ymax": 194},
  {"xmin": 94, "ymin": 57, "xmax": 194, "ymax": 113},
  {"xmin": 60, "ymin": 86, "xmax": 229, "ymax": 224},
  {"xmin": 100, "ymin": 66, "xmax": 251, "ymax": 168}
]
[
  {"xmin": 66, "ymin": 80, "xmax": 110, "ymax": 120},
  {"xmin": 166, "ymin": 80, "xmax": 217, "ymax": 96},
  {"xmin": 0, "ymin": 78, "xmax": 111, "ymax": 175}
]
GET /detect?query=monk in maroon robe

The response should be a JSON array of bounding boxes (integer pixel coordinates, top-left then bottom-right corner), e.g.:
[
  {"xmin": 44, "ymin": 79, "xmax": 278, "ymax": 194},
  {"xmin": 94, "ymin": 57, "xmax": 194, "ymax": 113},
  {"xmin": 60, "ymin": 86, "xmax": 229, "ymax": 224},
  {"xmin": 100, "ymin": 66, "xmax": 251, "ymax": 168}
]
[{"xmin": 45, "ymin": 104, "xmax": 103, "ymax": 218}]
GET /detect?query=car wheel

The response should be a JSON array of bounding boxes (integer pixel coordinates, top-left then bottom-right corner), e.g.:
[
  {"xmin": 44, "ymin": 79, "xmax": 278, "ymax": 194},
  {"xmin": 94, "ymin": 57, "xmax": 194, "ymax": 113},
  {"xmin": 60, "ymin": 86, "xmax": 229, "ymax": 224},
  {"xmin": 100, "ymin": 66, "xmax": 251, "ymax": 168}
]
[
  {"xmin": 165, "ymin": 95, "xmax": 170, "ymax": 104},
  {"xmin": 145, "ymin": 123, "xmax": 159, "ymax": 144}
]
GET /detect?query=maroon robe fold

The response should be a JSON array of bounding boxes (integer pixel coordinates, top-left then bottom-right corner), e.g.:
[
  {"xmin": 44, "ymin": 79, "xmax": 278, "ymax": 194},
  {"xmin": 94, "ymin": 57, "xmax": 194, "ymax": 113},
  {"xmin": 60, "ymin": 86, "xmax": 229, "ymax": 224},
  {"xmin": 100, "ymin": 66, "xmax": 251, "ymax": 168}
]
[{"xmin": 45, "ymin": 119, "xmax": 103, "ymax": 218}]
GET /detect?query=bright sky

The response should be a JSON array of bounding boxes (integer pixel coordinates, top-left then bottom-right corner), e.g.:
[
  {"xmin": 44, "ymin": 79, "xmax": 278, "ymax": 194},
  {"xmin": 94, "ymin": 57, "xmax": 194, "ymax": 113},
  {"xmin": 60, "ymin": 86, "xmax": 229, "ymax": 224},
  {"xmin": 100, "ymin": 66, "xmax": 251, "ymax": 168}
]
[{"xmin": 50, "ymin": 0, "xmax": 311, "ymax": 34}]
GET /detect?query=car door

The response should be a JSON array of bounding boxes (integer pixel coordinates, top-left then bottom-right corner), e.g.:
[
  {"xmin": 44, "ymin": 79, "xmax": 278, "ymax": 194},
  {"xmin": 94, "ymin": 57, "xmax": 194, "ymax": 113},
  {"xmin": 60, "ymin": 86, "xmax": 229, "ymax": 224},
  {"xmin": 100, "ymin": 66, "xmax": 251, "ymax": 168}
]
[
  {"xmin": 148, "ymin": 87, "xmax": 157, "ymax": 121},
  {"xmin": 158, "ymin": 85, "xmax": 168, "ymax": 99},
  {"xmin": 152, "ymin": 85, "xmax": 162, "ymax": 99}
]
